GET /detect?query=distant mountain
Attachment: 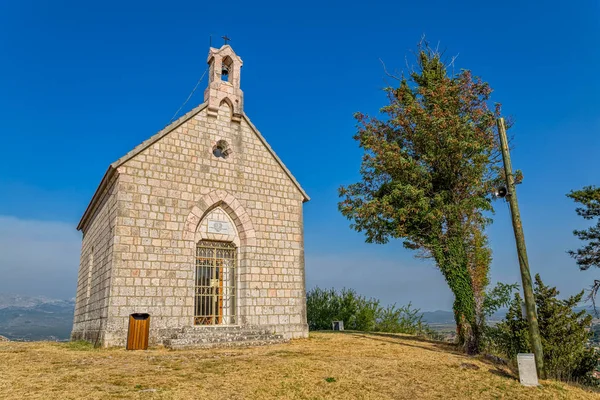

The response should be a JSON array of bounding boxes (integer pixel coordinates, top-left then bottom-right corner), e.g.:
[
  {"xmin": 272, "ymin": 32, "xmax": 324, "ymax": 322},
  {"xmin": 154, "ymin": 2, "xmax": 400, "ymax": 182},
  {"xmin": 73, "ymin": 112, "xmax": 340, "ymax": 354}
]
[
  {"xmin": 421, "ymin": 310, "xmax": 455, "ymax": 325},
  {"xmin": 0, "ymin": 293, "xmax": 74, "ymax": 309},
  {"xmin": 0, "ymin": 294, "xmax": 74, "ymax": 341},
  {"xmin": 421, "ymin": 309, "xmax": 509, "ymax": 327},
  {"xmin": 421, "ymin": 305, "xmax": 597, "ymax": 327}
]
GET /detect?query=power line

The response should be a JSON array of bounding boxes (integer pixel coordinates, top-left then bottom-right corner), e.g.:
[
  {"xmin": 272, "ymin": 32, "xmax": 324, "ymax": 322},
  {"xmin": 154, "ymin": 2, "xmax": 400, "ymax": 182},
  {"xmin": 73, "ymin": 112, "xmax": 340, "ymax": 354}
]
[{"xmin": 168, "ymin": 67, "xmax": 209, "ymax": 124}]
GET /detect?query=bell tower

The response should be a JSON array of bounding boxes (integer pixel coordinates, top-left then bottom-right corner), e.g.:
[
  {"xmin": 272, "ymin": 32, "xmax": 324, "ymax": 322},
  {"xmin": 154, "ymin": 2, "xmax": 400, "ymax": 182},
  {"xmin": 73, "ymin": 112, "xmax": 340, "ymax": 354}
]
[{"xmin": 204, "ymin": 45, "xmax": 244, "ymax": 122}]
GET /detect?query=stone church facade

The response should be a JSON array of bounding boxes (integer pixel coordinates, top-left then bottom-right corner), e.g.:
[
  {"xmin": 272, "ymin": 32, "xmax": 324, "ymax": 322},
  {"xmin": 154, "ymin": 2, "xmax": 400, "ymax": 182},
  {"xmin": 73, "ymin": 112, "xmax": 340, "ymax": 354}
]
[{"xmin": 71, "ymin": 45, "xmax": 310, "ymax": 347}]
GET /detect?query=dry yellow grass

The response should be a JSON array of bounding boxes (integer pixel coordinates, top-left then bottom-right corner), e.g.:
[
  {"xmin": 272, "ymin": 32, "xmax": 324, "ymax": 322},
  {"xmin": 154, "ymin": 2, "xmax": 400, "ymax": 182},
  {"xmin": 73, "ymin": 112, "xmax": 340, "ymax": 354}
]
[{"xmin": 0, "ymin": 332, "xmax": 598, "ymax": 399}]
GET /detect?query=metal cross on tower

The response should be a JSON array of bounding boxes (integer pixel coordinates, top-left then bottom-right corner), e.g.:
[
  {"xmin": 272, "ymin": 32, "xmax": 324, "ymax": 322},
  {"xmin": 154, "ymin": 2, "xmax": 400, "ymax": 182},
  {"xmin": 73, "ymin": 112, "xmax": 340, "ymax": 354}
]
[{"xmin": 222, "ymin": 35, "xmax": 231, "ymax": 45}]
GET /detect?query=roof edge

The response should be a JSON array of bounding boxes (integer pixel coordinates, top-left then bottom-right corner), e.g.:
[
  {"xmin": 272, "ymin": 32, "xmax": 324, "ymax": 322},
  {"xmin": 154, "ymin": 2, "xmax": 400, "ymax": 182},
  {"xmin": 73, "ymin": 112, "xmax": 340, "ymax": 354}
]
[
  {"xmin": 78, "ymin": 102, "xmax": 309, "ymax": 231},
  {"xmin": 76, "ymin": 166, "xmax": 116, "ymax": 231},
  {"xmin": 110, "ymin": 102, "xmax": 208, "ymax": 169},
  {"xmin": 241, "ymin": 113, "xmax": 310, "ymax": 202},
  {"xmin": 77, "ymin": 103, "xmax": 209, "ymax": 231}
]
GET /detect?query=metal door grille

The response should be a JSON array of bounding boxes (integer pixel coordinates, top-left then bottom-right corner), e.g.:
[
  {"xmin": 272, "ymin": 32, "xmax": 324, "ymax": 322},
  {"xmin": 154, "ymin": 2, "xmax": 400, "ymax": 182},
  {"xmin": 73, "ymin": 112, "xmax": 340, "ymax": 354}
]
[{"xmin": 194, "ymin": 240, "xmax": 237, "ymax": 325}]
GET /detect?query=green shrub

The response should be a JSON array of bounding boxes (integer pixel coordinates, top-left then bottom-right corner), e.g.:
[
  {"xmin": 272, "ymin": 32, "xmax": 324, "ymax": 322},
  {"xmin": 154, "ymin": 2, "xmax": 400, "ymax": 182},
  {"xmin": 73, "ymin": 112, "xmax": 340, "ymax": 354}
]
[
  {"xmin": 489, "ymin": 274, "xmax": 599, "ymax": 384},
  {"xmin": 375, "ymin": 303, "xmax": 422, "ymax": 334},
  {"xmin": 306, "ymin": 287, "xmax": 440, "ymax": 339},
  {"xmin": 485, "ymin": 292, "xmax": 529, "ymax": 358},
  {"xmin": 306, "ymin": 287, "xmax": 338, "ymax": 331},
  {"xmin": 306, "ymin": 287, "xmax": 381, "ymax": 331}
]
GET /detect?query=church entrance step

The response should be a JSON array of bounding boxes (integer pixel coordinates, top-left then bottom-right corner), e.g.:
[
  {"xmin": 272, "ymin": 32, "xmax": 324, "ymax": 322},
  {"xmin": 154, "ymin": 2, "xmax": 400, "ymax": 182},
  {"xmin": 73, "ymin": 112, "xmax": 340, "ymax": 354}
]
[
  {"xmin": 165, "ymin": 337, "xmax": 287, "ymax": 350},
  {"xmin": 163, "ymin": 326, "xmax": 287, "ymax": 350},
  {"xmin": 182, "ymin": 325, "xmax": 248, "ymax": 333},
  {"xmin": 181, "ymin": 327, "xmax": 274, "ymax": 336}
]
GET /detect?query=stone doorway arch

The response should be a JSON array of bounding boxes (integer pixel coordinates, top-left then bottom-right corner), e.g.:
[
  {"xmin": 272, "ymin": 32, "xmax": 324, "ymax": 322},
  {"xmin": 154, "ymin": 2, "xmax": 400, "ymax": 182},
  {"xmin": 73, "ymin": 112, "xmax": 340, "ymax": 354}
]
[{"xmin": 183, "ymin": 190, "xmax": 256, "ymax": 326}]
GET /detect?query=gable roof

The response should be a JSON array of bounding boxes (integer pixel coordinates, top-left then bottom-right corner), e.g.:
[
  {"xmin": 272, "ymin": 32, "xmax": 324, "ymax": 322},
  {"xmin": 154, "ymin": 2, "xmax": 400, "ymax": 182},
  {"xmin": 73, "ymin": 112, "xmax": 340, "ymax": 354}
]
[{"xmin": 77, "ymin": 102, "xmax": 310, "ymax": 231}]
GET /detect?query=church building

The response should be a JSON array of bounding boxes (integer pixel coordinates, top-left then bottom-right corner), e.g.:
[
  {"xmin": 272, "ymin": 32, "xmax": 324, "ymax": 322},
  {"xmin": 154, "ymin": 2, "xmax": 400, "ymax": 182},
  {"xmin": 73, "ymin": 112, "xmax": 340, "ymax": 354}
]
[{"xmin": 71, "ymin": 44, "xmax": 310, "ymax": 348}]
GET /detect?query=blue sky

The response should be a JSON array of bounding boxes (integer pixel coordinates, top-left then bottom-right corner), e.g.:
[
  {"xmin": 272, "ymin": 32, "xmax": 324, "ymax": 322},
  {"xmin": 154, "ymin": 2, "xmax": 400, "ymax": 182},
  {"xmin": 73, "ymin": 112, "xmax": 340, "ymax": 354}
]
[{"xmin": 0, "ymin": 0, "xmax": 598, "ymax": 310}]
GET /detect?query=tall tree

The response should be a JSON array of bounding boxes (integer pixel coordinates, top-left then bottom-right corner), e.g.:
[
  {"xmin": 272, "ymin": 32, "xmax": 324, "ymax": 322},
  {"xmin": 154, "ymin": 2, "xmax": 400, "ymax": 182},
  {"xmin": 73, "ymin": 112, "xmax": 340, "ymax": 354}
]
[
  {"xmin": 338, "ymin": 43, "xmax": 502, "ymax": 354},
  {"xmin": 567, "ymin": 185, "xmax": 600, "ymax": 307}
]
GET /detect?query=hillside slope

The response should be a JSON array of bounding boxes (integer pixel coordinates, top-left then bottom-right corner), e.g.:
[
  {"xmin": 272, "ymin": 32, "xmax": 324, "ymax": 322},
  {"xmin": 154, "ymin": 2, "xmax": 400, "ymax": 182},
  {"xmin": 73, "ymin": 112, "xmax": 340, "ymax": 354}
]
[
  {"xmin": 0, "ymin": 295, "xmax": 74, "ymax": 341},
  {"xmin": 0, "ymin": 332, "xmax": 597, "ymax": 399}
]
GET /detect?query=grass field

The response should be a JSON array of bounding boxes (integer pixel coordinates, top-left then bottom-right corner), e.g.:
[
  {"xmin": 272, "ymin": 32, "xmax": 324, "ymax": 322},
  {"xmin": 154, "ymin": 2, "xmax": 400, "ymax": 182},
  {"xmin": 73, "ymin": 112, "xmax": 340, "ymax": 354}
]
[{"xmin": 1, "ymin": 331, "xmax": 598, "ymax": 399}]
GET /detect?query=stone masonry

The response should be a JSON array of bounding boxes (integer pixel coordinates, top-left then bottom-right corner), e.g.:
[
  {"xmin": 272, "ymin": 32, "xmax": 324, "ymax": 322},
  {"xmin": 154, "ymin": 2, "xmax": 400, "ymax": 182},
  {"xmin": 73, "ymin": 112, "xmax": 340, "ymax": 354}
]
[{"xmin": 71, "ymin": 45, "xmax": 310, "ymax": 347}]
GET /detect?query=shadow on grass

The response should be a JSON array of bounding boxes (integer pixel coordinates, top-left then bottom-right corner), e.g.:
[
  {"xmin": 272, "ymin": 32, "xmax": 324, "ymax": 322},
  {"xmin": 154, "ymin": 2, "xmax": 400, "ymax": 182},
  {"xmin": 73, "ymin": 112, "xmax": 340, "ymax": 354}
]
[
  {"xmin": 316, "ymin": 331, "xmax": 522, "ymax": 378},
  {"xmin": 339, "ymin": 331, "xmax": 533, "ymax": 386},
  {"xmin": 489, "ymin": 367, "xmax": 517, "ymax": 380},
  {"xmin": 329, "ymin": 331, "xmax": 462, "ymax": 357},
  {"xmin": 352, "ymin": 331, "xmax": 454, "ymax": 346}
]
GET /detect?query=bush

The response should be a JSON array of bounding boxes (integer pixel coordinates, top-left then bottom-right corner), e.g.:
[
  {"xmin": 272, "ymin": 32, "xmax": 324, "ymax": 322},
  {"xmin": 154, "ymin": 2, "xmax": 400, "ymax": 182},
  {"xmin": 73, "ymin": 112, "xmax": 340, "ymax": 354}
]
[
  {"xmin": 306, "ymin": 287, "xmax": 440, "ymax": 339},
  {"xmin": 485, "ymin": 292, "xmax": 530, "ymax": 358},
  {"xmin": 489, "ymin": 274, "xmax": 599, "ymax": 384},
  {"xmin": 306, "ymin": 287, "xmax": 380, "ymax": 331},
  {"xmin": 375, "ymin": 303, "xmax": 419, "ymax": 334}
]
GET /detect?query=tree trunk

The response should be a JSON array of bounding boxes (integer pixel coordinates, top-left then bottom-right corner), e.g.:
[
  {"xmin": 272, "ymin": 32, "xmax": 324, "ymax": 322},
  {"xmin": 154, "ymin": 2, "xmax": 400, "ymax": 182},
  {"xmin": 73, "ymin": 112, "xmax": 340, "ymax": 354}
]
[
  {"xmin": 435, "ymin": 239, "xmax": 482, "ymax": 355},
  {"xmin": 455, "ymin": 308, "xmax": 480, "ymax": 355},
  {"xmin": 450, "ymin": 274, "xmax": 480, "ymax": 354},
  {"xmin": 466, "ymin": 227, "xmax": 490, "ymax": 353}
]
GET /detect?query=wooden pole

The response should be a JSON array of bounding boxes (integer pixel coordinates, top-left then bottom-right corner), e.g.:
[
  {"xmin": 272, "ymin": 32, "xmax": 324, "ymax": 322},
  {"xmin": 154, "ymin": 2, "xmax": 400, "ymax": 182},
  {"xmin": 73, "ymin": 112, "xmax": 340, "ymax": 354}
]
[{"xmin": 496, "ymin": 118, "xmax": 545, "ymax": 379}]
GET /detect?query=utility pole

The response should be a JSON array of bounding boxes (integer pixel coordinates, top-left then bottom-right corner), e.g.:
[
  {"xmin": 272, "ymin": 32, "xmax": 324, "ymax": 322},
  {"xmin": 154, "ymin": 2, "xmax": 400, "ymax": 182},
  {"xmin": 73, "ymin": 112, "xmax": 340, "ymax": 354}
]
[{"xmin": 496, "ymin": 118, "xmax": 545, "ymax": 378}]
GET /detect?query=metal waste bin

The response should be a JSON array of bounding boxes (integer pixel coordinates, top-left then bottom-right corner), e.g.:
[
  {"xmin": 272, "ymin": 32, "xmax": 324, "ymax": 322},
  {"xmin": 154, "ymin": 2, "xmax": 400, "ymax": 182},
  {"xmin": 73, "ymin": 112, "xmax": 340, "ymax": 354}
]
[{"xmin": 126, "ymin": 313, "xmax": 150, "ymax": 350}]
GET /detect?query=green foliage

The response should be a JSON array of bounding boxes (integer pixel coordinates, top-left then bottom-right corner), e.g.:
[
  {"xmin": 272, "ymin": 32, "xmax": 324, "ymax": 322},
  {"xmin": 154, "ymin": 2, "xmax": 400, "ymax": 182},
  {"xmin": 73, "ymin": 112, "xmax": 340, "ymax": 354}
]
[
  {"xmin": 481, "ymin": 282, "xmax": 521, "ymax": 351},
  {"xmin": 306, "ymin": 287, "xmax": 440, "ymax": 339},
  {"xmin": 489, "ymin": 274, "xmax": 599, "ymax": 384},
  {"xmin": 376, "ymin": 303, "xmax": 422, "ymax": 334},
  {"xmin": 485, "ymin": 292, "xmax": 529, "ymax": 357},
  {"xmin": 306, "ymin": 287, "xmax": 380, "ymax": 331},
  {"xmin": 338, "ymin": 40, "xmax": 504, "ymax": 354},
  {"xmin": 483, "ymin": 282, "xmax": 519, "ymax": 318},
  {"xmin": 567, "ymin": 186, "xmax": 600, "ymax": 312},
  {"xmin": 305, "ymin": 286, "xmax": 336, "ymax": 331},
  {"xmin": 591, "ymin": 324, "xmax": 600, "ymax": 345},
  {"xmin": 567, "ymin": 185, "xmax": 600, "ymax": 271}
]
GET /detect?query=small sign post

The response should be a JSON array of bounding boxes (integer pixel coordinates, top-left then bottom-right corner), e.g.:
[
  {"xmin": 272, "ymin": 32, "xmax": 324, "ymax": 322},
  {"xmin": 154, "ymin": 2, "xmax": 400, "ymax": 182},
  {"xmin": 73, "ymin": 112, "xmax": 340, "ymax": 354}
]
[{"xmin": 517, "ymin": 353, "xmax": 539, "ymax": 386}]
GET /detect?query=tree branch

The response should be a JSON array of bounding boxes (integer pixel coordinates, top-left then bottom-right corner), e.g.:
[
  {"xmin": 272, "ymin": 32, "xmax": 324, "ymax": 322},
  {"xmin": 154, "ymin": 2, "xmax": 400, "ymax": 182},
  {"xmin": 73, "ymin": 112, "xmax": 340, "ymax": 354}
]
[{"xmin": 379, "ymin": 58, "xmax": 402, "ymax": 82}]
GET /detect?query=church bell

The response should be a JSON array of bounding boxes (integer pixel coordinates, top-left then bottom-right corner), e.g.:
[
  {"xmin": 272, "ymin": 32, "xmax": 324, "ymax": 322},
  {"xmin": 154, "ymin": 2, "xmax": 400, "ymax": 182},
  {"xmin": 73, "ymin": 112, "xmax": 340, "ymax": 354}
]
[{"xmin": 221, "ymin": 65, "xmax": 229, "ymax": 77}]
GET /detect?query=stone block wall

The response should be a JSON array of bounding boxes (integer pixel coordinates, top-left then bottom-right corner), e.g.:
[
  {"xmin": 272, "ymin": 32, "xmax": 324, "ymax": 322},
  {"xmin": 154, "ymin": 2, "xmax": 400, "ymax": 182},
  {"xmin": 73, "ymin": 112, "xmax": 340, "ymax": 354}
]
[
  {"xmin": 71, "ymin": 173, "xmax": 119, "ymax": 343},
  {"xmin": 99, "ymin": 103, "xmax": 308, "ymax": 346}
]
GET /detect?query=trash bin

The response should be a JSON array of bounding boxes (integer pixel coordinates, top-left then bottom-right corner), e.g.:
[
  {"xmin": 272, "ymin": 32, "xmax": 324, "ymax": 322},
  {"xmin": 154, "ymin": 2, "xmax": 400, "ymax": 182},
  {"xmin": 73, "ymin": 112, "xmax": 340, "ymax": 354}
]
[{"xmin": 126, "ymin": 313, "xmax": 150, "ymax": 350}]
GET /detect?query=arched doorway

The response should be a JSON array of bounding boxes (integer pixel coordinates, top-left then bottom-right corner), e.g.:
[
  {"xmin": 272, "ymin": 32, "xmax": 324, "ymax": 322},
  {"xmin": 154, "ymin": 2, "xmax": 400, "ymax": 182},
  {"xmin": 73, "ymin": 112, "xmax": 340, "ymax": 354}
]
[{"xmin": 194, "ymin": 240, "xmax": 237, "ymax": 325}]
